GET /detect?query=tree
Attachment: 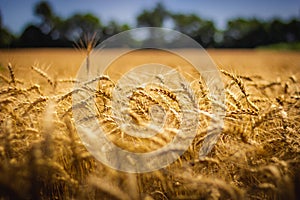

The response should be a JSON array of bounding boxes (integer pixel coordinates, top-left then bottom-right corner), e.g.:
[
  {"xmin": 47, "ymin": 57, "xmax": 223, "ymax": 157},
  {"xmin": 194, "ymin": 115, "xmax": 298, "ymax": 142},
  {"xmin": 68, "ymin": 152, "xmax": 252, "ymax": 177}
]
[
  {"xmin": 16, "ymin": 25, "xmax": 52, "ymax": 47},
  {"xmin": 171, "ymin": 13, "xmax": 216, "ymax": 47},
  {"xmin": 62, "ymin": 13, "xmax": 102, "ymax": 41},
  {"xmin": 0, "ymin": 28, "xmax": 15, "ymax": 48},
  {"xmin": 137, "ymin": 3, "xmax": 169, "ymax": 27},
  {"xmin": 267, "ymin": 19, "xmax": 286, "ymax": 44},
  {"xmin": 34, "ymin": 1, "xmax": 55, "ymax": 34},
  {"xmin": 222, "ymin": 18, "xmax": 268, "ymax": 48},
  {"xmin": 102, "ymin": 20, "xmax": 130, "ymax": 39},
  {"xmin": 19, "ymin": 1, "xmax": 104, "ymax": 47},
  {"xmin": 0, "ymin": 9, "xmax": 15, "ymax": 47},
  {"xmin": 286, "ymin": 19, "xmax": 300, "ymax": 42}
]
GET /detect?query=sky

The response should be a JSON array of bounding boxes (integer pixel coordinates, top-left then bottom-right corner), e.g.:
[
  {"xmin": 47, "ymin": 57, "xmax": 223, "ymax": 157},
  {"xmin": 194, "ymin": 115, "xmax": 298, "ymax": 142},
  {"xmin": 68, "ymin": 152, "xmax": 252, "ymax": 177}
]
[{"xmin": 0, "ymin": 0, "xmax": 299, "ymax": 35}]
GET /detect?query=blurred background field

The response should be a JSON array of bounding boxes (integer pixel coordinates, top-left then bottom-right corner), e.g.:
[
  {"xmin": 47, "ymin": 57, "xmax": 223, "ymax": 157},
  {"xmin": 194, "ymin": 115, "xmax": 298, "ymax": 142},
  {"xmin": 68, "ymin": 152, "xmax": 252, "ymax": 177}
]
[{"xmin": 0, "ymin": 48, "xmax": 299, "ymax": 80}]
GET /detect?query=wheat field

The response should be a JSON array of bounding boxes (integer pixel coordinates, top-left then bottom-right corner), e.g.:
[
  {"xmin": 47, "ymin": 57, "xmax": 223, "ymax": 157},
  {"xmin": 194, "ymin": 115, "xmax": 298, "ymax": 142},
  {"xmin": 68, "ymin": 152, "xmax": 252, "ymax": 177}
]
[{"xmin": 0, "ymin": 48, "xmax": 299, "ymax": 200}]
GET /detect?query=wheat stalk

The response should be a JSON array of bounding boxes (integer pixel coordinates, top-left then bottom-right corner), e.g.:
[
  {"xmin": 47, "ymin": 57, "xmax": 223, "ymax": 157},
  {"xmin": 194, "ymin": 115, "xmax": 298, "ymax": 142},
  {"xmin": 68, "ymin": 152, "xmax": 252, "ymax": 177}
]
[
  {"xmin": 31, "ymin": 65, "xmax": 55, "ymax": 87},
  {"xmin": 7, "ymin": 63, "xmax": 16, "ymax": 86}
]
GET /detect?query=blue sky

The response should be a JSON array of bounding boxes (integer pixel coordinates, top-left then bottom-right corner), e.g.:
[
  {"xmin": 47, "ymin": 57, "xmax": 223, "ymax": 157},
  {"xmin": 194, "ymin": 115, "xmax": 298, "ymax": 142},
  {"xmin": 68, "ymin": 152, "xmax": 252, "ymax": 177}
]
[{"xmin": 0, "ymin": 0, "xmax": 299, "ymax": 34}]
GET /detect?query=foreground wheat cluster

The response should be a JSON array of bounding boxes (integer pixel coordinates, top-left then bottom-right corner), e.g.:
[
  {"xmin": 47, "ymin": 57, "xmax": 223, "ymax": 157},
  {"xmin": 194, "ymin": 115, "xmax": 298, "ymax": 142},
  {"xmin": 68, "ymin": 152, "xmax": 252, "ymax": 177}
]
[{"xmin": 0, "ymin": 62, "xmax": 299, "ymax": 200}]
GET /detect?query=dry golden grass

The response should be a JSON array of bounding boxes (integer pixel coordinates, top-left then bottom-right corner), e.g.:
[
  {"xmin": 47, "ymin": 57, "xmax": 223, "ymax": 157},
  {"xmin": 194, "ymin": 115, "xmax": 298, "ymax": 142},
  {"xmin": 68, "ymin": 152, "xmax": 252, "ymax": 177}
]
[{"xmin": 0, "ymin": 49, "xmax": 299, "ymax": 199}]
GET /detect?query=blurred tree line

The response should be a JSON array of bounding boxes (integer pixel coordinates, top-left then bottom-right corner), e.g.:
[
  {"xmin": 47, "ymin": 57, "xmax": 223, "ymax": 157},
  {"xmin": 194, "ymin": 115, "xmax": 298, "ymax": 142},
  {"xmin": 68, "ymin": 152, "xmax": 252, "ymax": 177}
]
[{"xmin": 0, "ymin": 1, "xmax": 299, "ymax": 48}]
